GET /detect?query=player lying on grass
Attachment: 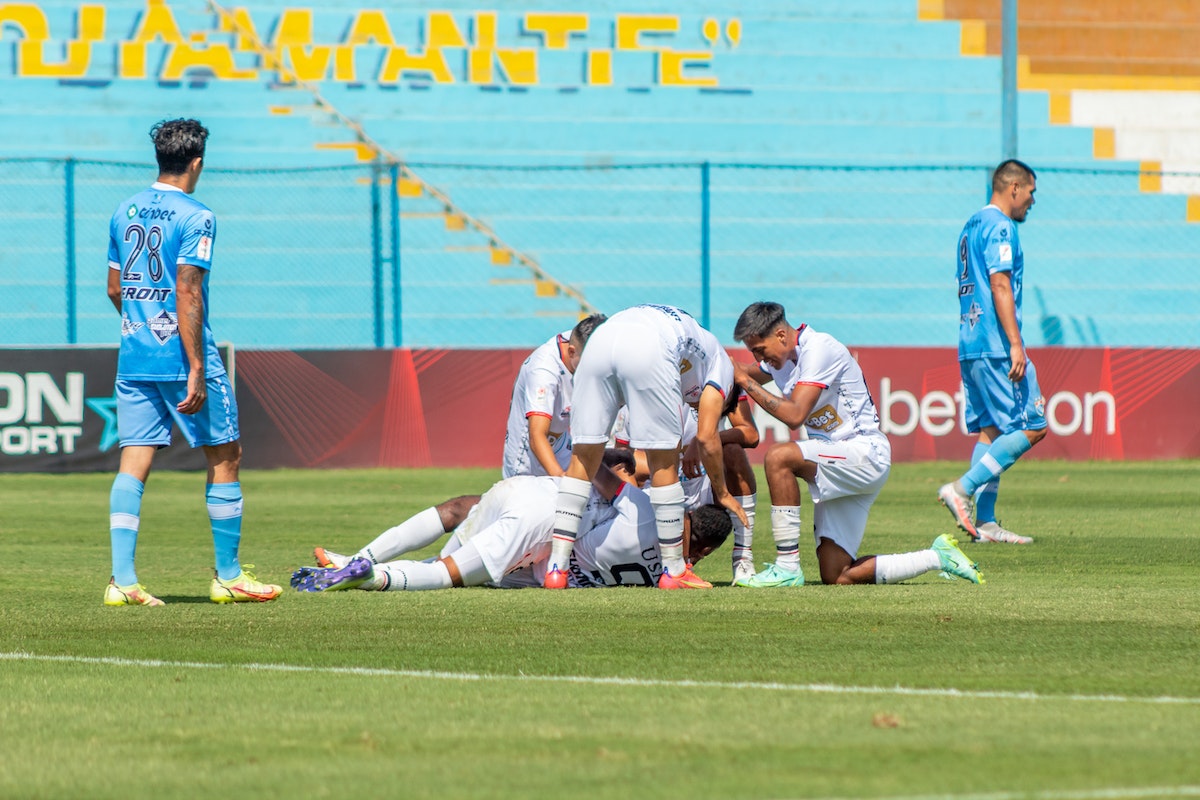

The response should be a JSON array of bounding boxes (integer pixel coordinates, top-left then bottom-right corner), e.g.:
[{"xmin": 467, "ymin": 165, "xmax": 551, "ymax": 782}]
[
  {"xmin": 732, "ymin": 301, "xmax": 984, "ymax": 587},
  {"xmin": 292, "ymin": 449, "xmax": 733, "ymax": 591},
  {"xmin": 614, "ymin": 389, "xmax": 761, "ymax": 585}
]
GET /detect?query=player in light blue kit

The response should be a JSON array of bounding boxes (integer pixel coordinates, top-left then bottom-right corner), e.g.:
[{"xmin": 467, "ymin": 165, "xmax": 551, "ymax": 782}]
[
  {"xmin": 938, "ymin": 159, "xmax": 1048, "ymax": 545},
  {"xmin": 103, "ymin": 118, "xmax": 281, "ymax": 606}
]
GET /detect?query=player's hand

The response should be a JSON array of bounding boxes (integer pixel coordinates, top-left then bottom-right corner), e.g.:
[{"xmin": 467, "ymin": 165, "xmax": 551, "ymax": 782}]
[
  {"xmin": 1008, "ymin": 343, "xmax": 1027, "ymax": 382},
  {"xmin": 716, "ymin": 492, "xmax": 749, "ymax": 527},
  {"xmin": 543, "ymin": 566, "xmax": 568, "ymax": 589},
  {"xmin": 177, "ymin": 369, "xmax": 207, "ymax": 415},
  {"xmin": 732, "ymin": 359, "xmax": 753, "ymax": 389},
  {"xmin": 681, "ymin": 441, "xmax": 703, "ymax": 479}
]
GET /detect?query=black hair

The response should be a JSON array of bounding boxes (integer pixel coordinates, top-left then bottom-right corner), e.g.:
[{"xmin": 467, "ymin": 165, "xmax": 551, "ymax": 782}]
[
  {"xmin": 689, "ymin": 503, "xmax": 733, "ymax": 551},
  {"xmin": 733, "ymin": 301, "xmax": 787, "ymax": 342},
  {"xmin": 151, "ymin": 118, "xmax": 208, "ymax": 175},
  {"xmin": 570, "ymin": 313, "xmax": 607, "ymax": 348},
  {"xmin": 601, "ymin": 447, "xmax": 636, "ymax": 475},
  {"xmin": 991, "ymin": 159, "xmax": 1036, "ymax": 194}
]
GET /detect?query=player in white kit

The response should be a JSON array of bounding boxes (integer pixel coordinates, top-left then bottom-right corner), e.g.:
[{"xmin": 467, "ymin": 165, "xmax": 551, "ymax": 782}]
[
  {"xmin": 292, "ymin": 449, "xmax": 733, "ymax": 592},
  {"xmin": 543, "ymin": 304, "xmax": 747, "ymax": 591},
  {"xmin": 614, "ymin": 393, "xmax": 761, "ymax": 585},
  {"xmin": 732, "ymin": 302, "xmax": 983, "ymax": 587},
  {"xmin": 503, "ymin": 314, "xmax": 606, "ymax": 478}
]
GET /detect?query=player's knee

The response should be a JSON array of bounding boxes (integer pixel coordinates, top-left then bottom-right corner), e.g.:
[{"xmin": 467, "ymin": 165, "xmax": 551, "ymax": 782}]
[{"xmin": 1027, "ymin": 427, "xmax": 1048, "ymax": 447}]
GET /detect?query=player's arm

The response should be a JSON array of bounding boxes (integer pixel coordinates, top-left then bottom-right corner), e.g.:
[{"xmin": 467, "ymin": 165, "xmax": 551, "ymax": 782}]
[
  {"xmin": 990, "ymin": 270, "xmax": 1026, "ymax": 382},
  {"xmin": 175, "ymin": 263, "xmax": 208, "ymax": 415},
  {"xmin": 106, "ymin": 265, "xmax": 122, "ymax": 313},
  {"xmin": 720, "ymin": 396, "xmax": 759, "ymax": 449},
  {"xmin": 695, "ymin": 384, "xmax": 748, "ymax": 525},
  {"xmin": 732, "ymin": 360, "xmax": 820, "ymax": 430},
  {"xmin": 526, "ymin": 413, "xmax": 564, "ymax": 476}
]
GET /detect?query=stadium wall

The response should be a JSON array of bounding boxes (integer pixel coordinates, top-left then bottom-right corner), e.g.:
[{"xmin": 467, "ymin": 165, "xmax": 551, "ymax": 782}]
[
  {"xmin": 3, "ymin": 346, "xmax": 1197, "ymax": 473},
  {"xmin": 3, "ymin": 2, "xmax": 1200, "ymax": 350}
]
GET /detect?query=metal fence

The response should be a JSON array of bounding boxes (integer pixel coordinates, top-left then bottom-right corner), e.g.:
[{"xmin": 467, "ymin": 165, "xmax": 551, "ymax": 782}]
[{"xmin": 2, "ymin": 158, "xmax": 1198, "ymax": 349}]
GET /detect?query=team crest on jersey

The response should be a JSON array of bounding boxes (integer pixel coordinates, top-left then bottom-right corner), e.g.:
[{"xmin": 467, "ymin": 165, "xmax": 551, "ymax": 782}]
[
  {"xmin": 198, "ymin": 235, "xmax": 212, "ymax": 260},
  {"xmin": 998, "ymin": 243, "xmax": 1013, "ymax": 263},
  {"xmin": 806, "ymin": 404, "xmax": 843, "ymax": 433},
  {"xmin": 147, "ymin": 309, "xmax": 179, "ymax": 344},
  {"xmin": 1034, "ymin": 396, "xmax": 1046, "ymax": 418},
  {"xmin": 126, "ymin": 205, "xmax": 137, "ymax": 219},
  {"xmin": 963, "ymin": 302, "xmax": 983, "ymax": 328},
  {"xmin": 535, "ymin": 386, "xmax": 547, "ymax": 401}
]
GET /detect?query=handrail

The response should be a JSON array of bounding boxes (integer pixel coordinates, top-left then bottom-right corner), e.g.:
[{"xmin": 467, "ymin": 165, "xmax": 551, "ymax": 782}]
[{"xmin": 205, "ymin": 0, "xmax": 599, "ymax": 317}]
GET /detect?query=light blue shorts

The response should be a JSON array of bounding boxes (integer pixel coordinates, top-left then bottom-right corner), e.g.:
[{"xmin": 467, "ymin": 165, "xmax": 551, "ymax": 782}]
[
  {"xmin": 960, "ymin": 357, "xmax": 1047, "ymax": 435},
  {"xmin": 116, "ymin": 375, "xmax": 240, "ymax": 448}
]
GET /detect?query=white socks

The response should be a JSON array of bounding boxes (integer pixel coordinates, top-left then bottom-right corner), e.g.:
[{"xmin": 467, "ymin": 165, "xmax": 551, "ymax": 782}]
[
  {"xmin": 874, "ymin": 550, "xmax": 940, "ymax": 584},
  {"xmin": 357, "ymin": 506, "xmax": 445, "ymax": 564},
  {"xmin": 731, "ymin": 494, "xmax": 756, "ymax": 568},
  {"xmin": 648, "ymin": 483, "xmax": 687, "ymax": 576},
  {"xmin": 769, "ymin": 505, "xmax": 801, "ymax": 573},
  {"xmin": 374, "ymin": 559, "xmax": 453, "ymax": 591},
  {"xmin": 548, "ymin": 477, "xmax": 591, "ymax": 570}
]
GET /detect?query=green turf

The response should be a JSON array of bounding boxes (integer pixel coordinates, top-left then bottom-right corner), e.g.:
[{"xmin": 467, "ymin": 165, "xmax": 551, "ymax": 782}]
[{"xmin": 1, "ymin": 461, "xmax": 1198, "ymax": 799}]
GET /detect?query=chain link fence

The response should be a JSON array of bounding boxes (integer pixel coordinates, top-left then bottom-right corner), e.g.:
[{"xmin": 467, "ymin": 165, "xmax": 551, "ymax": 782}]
[{"xmin": 2, "ymin": 158, "xmax": 1198, "ymax": 349}]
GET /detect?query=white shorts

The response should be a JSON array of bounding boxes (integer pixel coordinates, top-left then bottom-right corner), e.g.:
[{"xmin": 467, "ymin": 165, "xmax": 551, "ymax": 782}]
[
  {"xmin": 438, "ymin": 476, "xmax": 558, "ymax": 585},
  {"xmin": 570, "ymin": 315, "xmax": 685, "ymax": 450},
  {"xmin": 797, "ymin": 435, "xmax": 891, "ymax": 558}
]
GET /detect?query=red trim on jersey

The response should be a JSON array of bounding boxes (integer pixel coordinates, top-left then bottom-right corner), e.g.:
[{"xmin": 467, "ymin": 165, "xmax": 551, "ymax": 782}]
[
  {"xmin": 818, "ymin": 453, "xmax": 847, "ymax": 460},
  {"xmin": 525, "ymin": 411, "xmax": 552, "ymax": 419},
  {"xmin": 797, "ymin": 381, "xmax": 828, "ymax": 389},
  {"xmin": 615, "ymin": 438, "xmax": 631, "ymax": 448},
  {"xmin": 705, "ymin": 380, "xmax": 727, "ymax": 398},
  {"xmin": 555, "ymin": 333, "xmax": 569, "ymax": 366}
]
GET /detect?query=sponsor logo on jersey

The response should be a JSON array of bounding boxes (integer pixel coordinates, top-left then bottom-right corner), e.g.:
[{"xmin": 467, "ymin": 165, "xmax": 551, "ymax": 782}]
[
  {"xmin": 679, "ymin": 358, "xmax": 693, "ymax": 375},
  {"xmin": 535, "ymin": 386, "xmax": 547, "ymax": 401},
  {"xmin": 959, "ymin": 283, "xmax": 975, "ymax": 297},
  {"xmin": 138, "ymin": 207, "xmax": 178, "ymax": 221},
  {"xmin": 120, "ymin": 318, "xmax": 144, "ymax": 337},
  {"xmin": 147, "ymin": 309, "xmax": 178, "ymax": 344},
  {"xmin": 998, "ymin": 243, "xmax": 1012, "ymax": 263},
  {"xmin": 806, "ymin": 403, "xmax": 843, "ymax": 433},
  {"xmin": 197, "ymin": 235, "xmax": 212, "ymax": 260},
  {"xmin": 126, "ymin": 205, "xmax": 137, "ymax": 219}
]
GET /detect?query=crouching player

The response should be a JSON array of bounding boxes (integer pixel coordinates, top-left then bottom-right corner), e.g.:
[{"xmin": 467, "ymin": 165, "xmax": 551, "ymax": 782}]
[{"xmin": 732, "ymin": 301, "xmax": 984, "ymax": 587}]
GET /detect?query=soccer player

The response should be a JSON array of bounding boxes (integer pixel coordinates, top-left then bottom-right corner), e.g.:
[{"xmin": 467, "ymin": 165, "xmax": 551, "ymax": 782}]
[
  {"xmin": 102, "ymin": 118, "xmax": 281, "ymax": 607},
  {"xmin": 616, "ymin": 393, "xmax": 761, "ymax": 585},
  {"xmin": 543, "ymin": 304, "xmax": 747, "ymax": 590},
  {"xmin": 293, "ymin": 449, "xmax": 733, "ymax": 591},
  {"xmin": 502, "ymin": 313, "xmax": 606, "ymax": 478},
  {"xmin": 939, "ymin": 159, "xmax": 1048, "ymax": 544},
  {"xmin": 732, "ymin": 302, "xmax": 983, "ymax": 586}
]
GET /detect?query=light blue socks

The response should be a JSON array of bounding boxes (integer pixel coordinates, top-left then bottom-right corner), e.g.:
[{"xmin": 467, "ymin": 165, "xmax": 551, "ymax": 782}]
[
  {"xmin": 207, "ymin": 482, "xmax": 243, "ymax": 581},
  {"xmin": 109, "ymin": 472, "xmax": 144, "ymax": 586},
  {"xmin": 961, "ymin": 432, "xmax": 1032, "ymax": 497}
]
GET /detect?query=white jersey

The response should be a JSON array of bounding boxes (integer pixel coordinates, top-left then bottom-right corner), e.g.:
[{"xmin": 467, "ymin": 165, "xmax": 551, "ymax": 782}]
[
  {"xmin": 503, "ymin": 331, "xmax": 573, "ymax": 477},
  {"xmin": 760, "ymin": 325, "xmax": 884, "ymax": 443},
  {"xmin": 448, "ymin": 476, "xmax": 661, "ymax": 589}
]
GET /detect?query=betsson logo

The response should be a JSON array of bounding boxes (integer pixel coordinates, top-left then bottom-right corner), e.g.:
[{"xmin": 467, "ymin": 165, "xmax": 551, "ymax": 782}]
[{"xmin": 749, "ymin": 377, "xmax": 1116, "ymax": 441}]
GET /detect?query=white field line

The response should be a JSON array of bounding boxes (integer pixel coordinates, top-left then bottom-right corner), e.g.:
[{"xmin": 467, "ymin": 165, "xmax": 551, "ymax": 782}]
[
  {"xmin": 807, "ymin": 788, "xmax": 1200, "ymax": 800},
  {"xmin": 2, "ymin": 650, "xmax": 1198, "ymax": 706}
]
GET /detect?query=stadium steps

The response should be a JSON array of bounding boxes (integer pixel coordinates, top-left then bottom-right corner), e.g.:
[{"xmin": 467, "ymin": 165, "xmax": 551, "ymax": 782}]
[{"xmin": 926, "ymin": 0, "xmax": 1200, "ymax": 219}]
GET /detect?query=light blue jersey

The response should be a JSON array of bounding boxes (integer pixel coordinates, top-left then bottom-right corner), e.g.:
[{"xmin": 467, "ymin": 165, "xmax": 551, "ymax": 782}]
[
  {"xmin": 955, "ymin": 204, "xmax": 1023, "ymax": 361},
  {"xmin": 107, "ymin": 182, "xmax": 224, "ymax": 381}
]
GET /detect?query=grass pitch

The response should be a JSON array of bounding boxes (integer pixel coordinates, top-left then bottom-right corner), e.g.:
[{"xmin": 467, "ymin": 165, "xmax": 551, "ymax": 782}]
[{"xmin": 1, "ymin": 460, "xmax": 1198, "ymax": 799}]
